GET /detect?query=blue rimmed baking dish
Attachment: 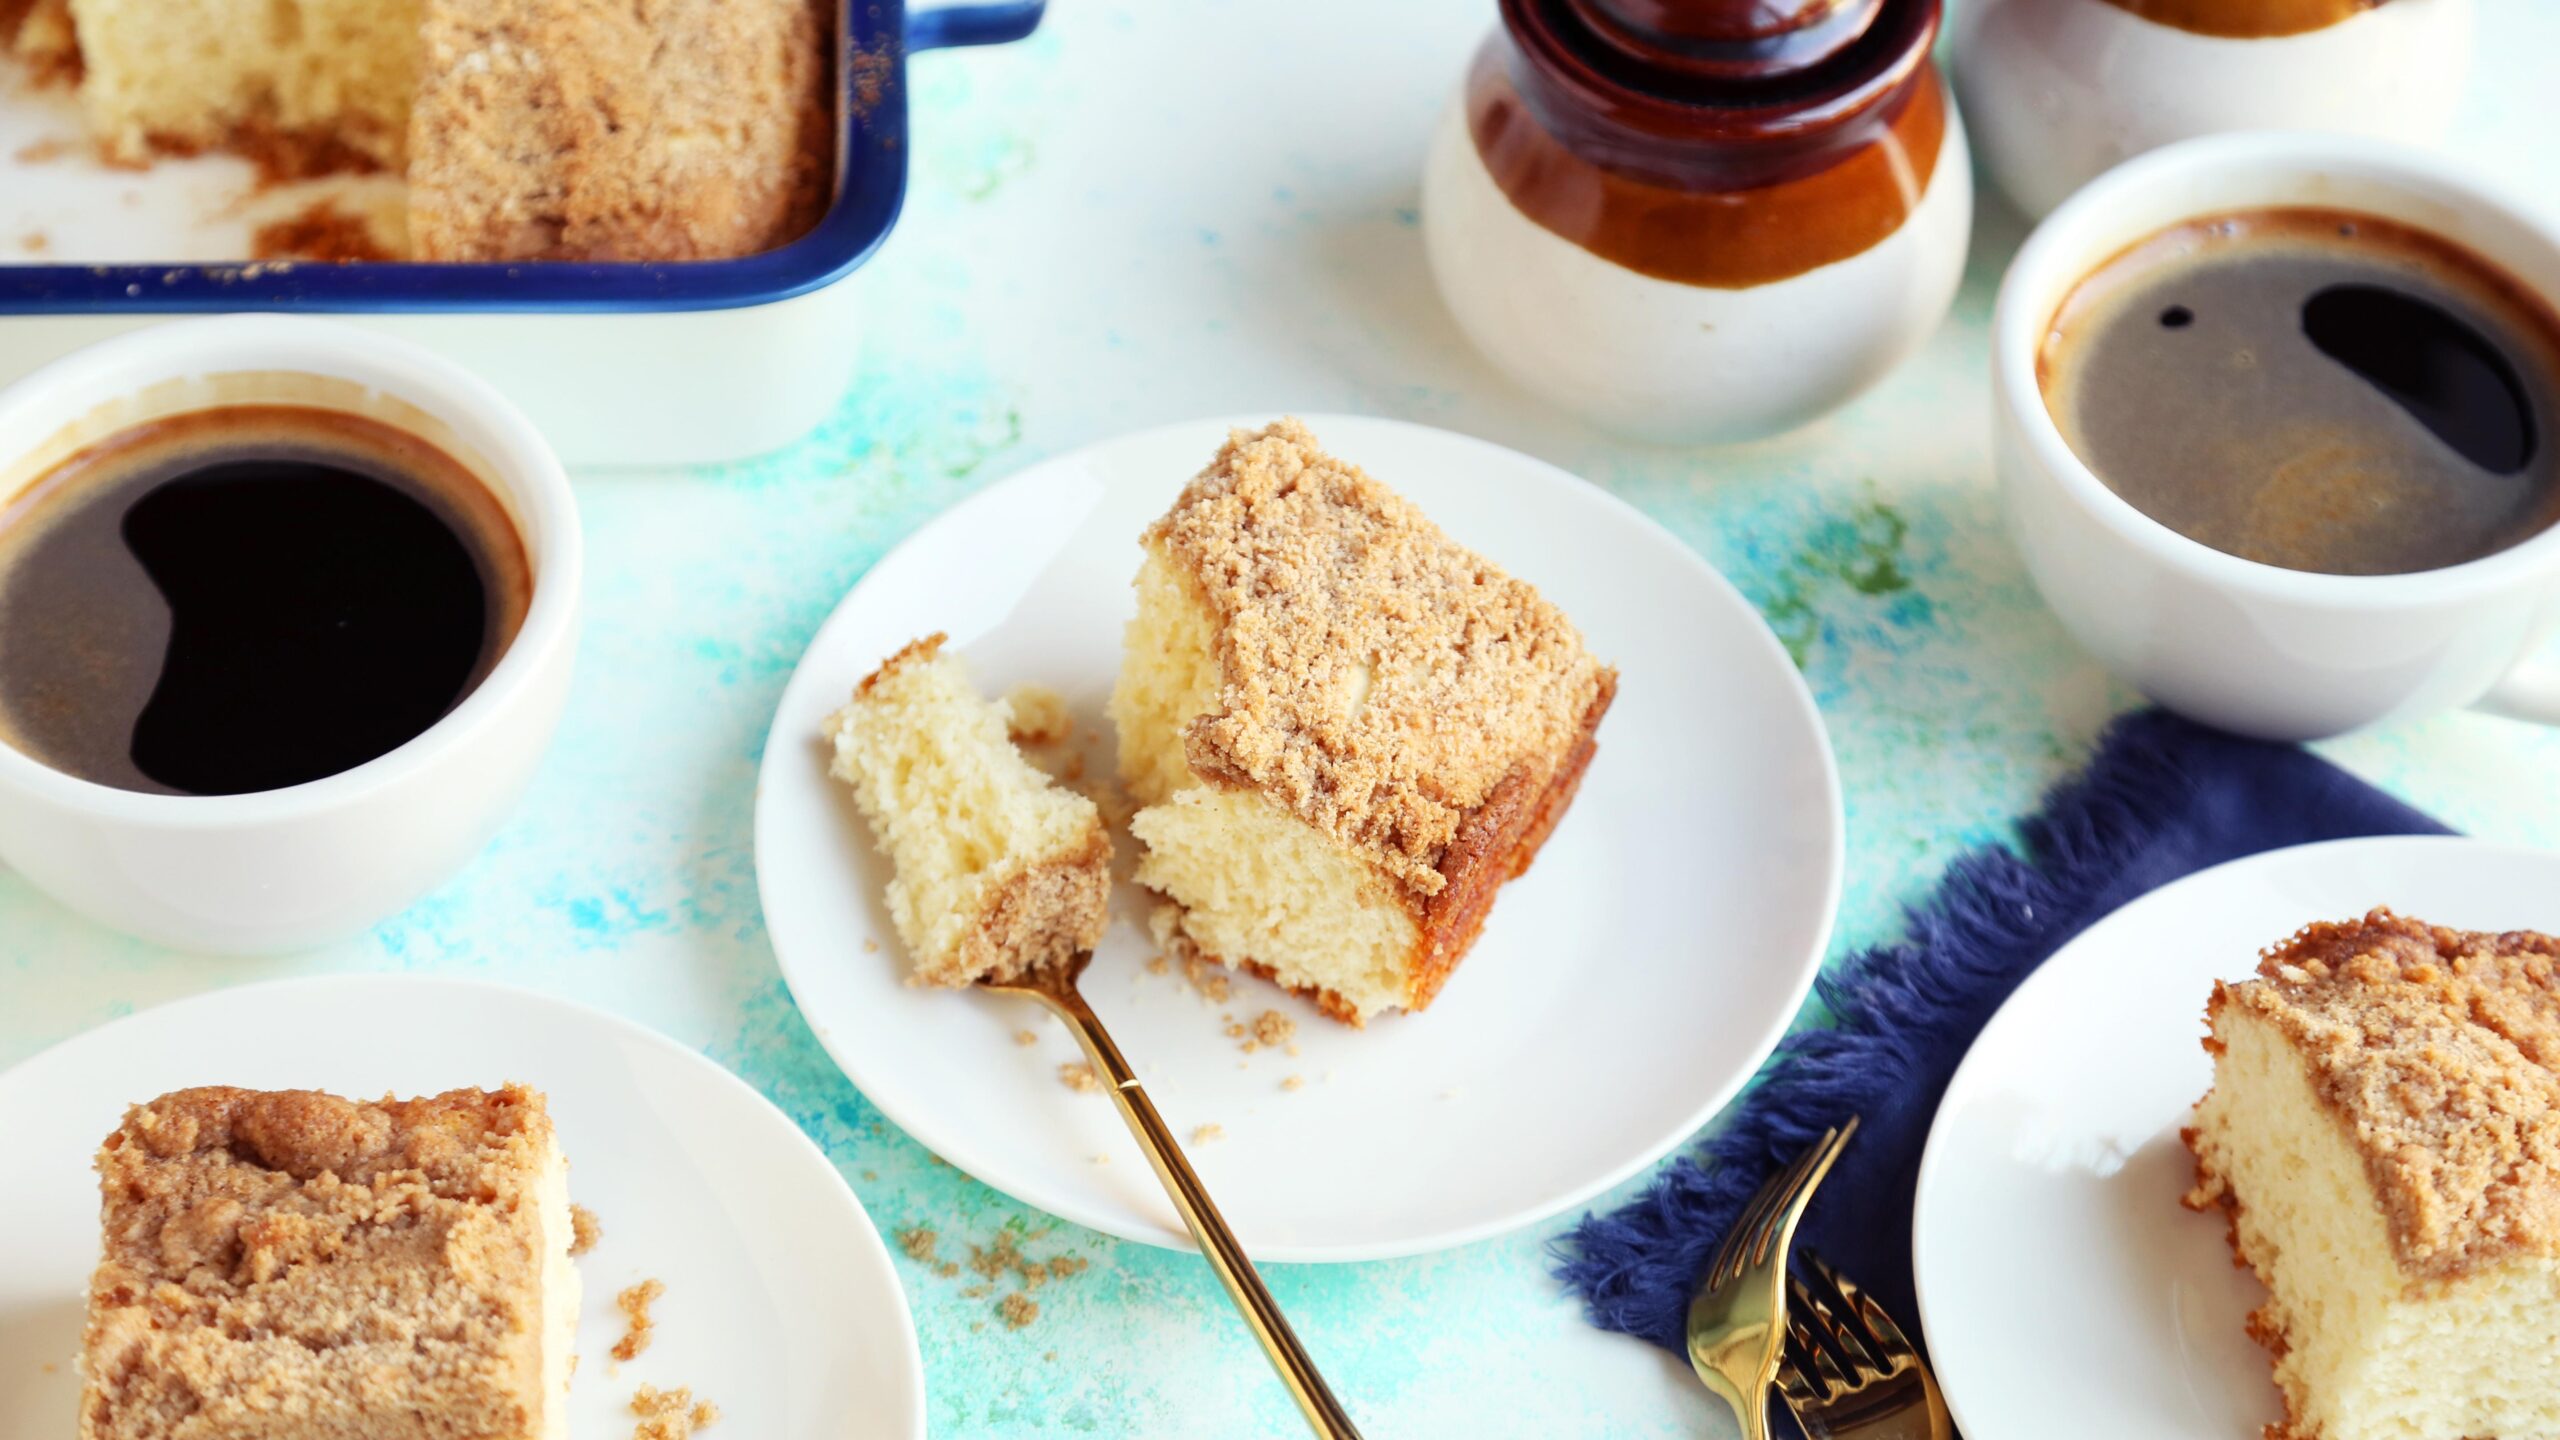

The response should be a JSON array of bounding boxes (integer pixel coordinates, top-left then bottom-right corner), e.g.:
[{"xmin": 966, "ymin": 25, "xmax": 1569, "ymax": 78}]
[{"xmin": 0, "ymin": 1, "xmax": 1045, "ymax": 466}]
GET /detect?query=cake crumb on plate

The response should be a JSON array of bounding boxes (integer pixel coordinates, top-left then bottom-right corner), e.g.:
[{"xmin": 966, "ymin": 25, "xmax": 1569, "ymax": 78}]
[
  {"xmin": 631, "ymin": 1382, "xmax": 720, "ymax": 1440},
  {"xmin": 612, "ymin": 1279, "xmax": 665, "ymax": 1362},
  {"xmin": 1059, "ymin": 1061, "xmax": 1102, "ymax": 1094},
  {"xmin": 1003, "ymin": 684, "xmax": 1071, "ymax": 745},
  {"xmin": 1191, "ymin": 1124, "xmax": 1225, "ymax": 1145},
  {"xmin": 570, "ymin": 1204, "xmax": 604, "ymax": 1257}
]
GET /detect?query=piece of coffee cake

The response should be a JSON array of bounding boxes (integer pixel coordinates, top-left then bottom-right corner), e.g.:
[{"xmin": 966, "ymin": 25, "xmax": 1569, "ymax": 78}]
[
  {"xmin": 825, "ymin": 633, "xmax": 1112, "ymax": 986},
  {"xmin": 1110, "ymin": 419, "xmax": 1616, "ymax": 1024},
  {"xmin": 80, "ymin": 1084, "xmax": 577, "ymax": 1440},
  {"xmin": 2185, "ymin": 911, "xmax": 2560, "ymax": 1440}
]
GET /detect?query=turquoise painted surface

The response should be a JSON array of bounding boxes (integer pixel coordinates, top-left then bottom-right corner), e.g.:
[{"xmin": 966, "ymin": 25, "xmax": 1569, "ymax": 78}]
[{"xmin": 9, "ymin": 3, "xmax": 2560, "ymax": 1435}]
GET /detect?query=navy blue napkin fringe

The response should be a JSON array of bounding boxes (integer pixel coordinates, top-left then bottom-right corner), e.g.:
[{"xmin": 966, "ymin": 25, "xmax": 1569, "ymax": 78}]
[{"xmin": 1556, "ymin": 708, "xmax": 2450, "ymax": 1357}]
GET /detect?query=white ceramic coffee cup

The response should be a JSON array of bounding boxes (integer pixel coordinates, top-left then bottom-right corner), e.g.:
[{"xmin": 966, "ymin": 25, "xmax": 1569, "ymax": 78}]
[
  {"xmin": 0, "ymin": 316, "xmax": 581, "ymax": 952},
  {"xmin": 1997, "ymin": 131, "xmax": 2560, "ymax": 741}
]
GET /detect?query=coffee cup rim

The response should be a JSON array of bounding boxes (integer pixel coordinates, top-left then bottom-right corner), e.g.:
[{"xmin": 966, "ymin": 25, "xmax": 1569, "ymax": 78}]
[
  {"xmin": 1995, "ymin": 129, "xmax": 2560, "ymax": 607},
  {"xmin": 0, "ymin": 315, "xmax": 580, "ymax": 826}
]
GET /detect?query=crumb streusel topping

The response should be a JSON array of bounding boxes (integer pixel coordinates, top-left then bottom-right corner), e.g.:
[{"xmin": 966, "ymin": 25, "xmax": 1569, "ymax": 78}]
[
  {"xmin": 2215, "ymin": 909, "xmax": 2560, "ymax": 1277},
  {"xmin": 1143, "ymin": 419, "xmax": 1614, "ymax": 896}
]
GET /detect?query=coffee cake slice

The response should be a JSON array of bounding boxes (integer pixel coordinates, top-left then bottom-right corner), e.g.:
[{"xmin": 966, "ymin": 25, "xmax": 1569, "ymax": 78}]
[
  {"xmin": 1110, "ymin": 419, "xmax": 1616, "ymax": 1024},
  {"xmin": 80, "ymin": 1084, "xmax": 577, "ymax": 1440},
  {"xmin": 2185, "ymin": 911, "xmax": 2560, "ymax": 1440},
  {"xmin": 825, "ymin": 633, "xmax": 1112, "ymax": 986}
]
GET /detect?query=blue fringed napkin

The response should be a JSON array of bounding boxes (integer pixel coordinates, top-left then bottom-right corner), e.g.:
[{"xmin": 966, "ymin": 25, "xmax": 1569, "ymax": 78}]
[{"xmin": 1557, "ymin": 709, "xmax": 2450, "ymax": 1374}]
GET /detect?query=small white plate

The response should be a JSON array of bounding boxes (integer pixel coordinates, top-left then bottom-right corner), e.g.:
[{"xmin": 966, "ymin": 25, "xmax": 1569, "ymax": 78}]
[
  {"xmin": 0, "ymin": 976, "xmax": 924, "ymax": 1439},
  {"xmin": 1913, "ymin": 835, "xmax": 2560, "ymax": 1440},
  {"xmin": 754, "ymin": 414, "xmax": 1844, "ymax": 1260}
]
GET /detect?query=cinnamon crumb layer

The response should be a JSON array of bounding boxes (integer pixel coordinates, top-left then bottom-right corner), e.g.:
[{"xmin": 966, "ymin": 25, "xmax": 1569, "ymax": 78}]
[
  {"xmin": 2212, "ymin": 909, "xmax": 2560, "ymax": 1278},
  {"xmin": 1144, "ymin": 419, "xmax": 1615, "ymax": 896}
]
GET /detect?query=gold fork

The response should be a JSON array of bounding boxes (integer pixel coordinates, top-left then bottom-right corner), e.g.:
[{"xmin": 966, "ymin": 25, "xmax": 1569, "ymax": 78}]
[
  {"xmin": 1776, "ymin": 1250, "xmax": 1952, "ymax": 1440},
  {"xmin": 981, "ymin": 953, "xmax": 1364, "ymax": 1440},
  {"xmin": 1684, "ymin": 1119, "xmax": 1859, "ymax": 1440}
]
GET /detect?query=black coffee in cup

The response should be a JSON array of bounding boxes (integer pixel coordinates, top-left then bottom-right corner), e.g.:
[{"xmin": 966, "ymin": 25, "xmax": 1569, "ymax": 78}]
[
  {"xmin": 2038, "ymin": 207, "xmax": 2560, "ymax": 576},
  {"xmin": 0, "ymin": 405, "xmax": 529, "ymax": 795}
]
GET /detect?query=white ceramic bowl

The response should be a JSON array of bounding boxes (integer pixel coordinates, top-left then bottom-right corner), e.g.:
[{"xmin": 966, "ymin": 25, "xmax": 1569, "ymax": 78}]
[
  {"xmin": 0, "ymin": 316, "xmax": 581, "ymax": 952},
  {"xmin": 1956, "ymin": 0, "xmax": 2472, "ymax": 220},
  {"xmin": 1420, "ymin": 90, "xmax": 1973, "ymax": 445},
  {"xmin": 1995, "ymin": 132, "xmax": 2560, "ymax": 739}
]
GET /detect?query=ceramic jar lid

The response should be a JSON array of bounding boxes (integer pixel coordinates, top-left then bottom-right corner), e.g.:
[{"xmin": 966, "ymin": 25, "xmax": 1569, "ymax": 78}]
[
  {"xmin": 1497, "ymin": 0, "xmax": 1941, "ymax": 192},
  {"xmin": 1569, "ymin": 0, "xmax": 1889, "ymax": 79}
]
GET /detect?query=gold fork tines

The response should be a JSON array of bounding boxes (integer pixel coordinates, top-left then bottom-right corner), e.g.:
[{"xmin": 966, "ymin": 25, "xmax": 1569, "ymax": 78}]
[
  {"xmin": 1684, "ymin": 1119, "xmax": 1859, "ymax": 1440},
  {"xmin": 1776, "ymin": 1249, "xmax": 1952, "ymax": 1440}
]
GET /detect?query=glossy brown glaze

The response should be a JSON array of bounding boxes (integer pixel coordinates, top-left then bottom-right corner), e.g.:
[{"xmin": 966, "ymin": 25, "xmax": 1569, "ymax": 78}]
[
  {"xmin": 1468, "ymin": 45, "xmax": 1945, "ymax": 288},
  {"xmin": 2098, "ymin": 0, "xmax": 2378, "ymax": 39},
  {"xmin": 1571, "ymin": 0, "xmax": 1887, "ymax": 78}
]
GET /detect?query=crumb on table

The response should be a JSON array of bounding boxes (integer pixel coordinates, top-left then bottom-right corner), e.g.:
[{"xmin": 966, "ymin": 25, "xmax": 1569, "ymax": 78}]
[
  {"xmin": 630, "ymin": 1382, "xmax": 721, "ymax": 1440},
  {"xmin": 570, "ymin": 1204, "xmax": 604, "ymax": 1257},
  {"xmin": 612, "ymin": 1278, "xmax": 666, "ymax": 1362},
  {"xmin": 898, "ymin": 1227, "xmax": 939, "ymax": 1263},
  {"xmin": 1001, "ymin": 1293, "xmax": 1040, "ymax": 1329},
  {"xmin": 1281, "ymin": 1075, "xmax": 1305, "ymax": 1092}
]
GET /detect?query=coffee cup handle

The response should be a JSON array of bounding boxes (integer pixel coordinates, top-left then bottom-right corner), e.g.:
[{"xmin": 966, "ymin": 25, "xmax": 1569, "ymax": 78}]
[{"xmin": 2476, "ymin": 653, "xmax": 2560, "ymax": 726}]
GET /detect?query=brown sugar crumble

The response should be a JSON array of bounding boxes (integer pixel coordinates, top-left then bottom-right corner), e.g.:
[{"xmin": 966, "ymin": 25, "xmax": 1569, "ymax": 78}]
[
  {"xmin": 2201, "ymin": 909, "xmax": 2560, "ymax": 1278},
  {"xmin": 248, "ymin": 199, "xmax": 393, "ymax": 263},
  {"xmin": 630, "ymin": 1382, "xmax": 721, "ymax": 1440},
  {"xmin": 901, "ymin": 1224, "xmax": 1094, "ymax": 1330},
  {"xmin": 612, "ymin": 1278, "xmax": 666, "ymax": 1362},
  {"xmin": 1143, "ymin": 419, "xmax": 1615, "ymax": 894},
  {"xmin": 570, "ymin": 1204, "xmax": 604, "ymax": 1257}
]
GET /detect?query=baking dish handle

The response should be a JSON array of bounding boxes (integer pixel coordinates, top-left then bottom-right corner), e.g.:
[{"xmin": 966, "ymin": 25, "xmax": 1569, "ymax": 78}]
[{"xmin": 909, "ymin": 0, "xmax": 1045, "ymax": 50}]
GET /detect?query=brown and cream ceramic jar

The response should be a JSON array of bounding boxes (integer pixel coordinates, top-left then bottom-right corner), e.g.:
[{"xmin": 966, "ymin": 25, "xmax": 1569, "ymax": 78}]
[
  {"xmin": 1956, "ymin": 0, "xmax": 2473, "ymax": 218},
  {"xmin": 1421, "ymin": 0, "xmax": 1972, "ymax": 444}
]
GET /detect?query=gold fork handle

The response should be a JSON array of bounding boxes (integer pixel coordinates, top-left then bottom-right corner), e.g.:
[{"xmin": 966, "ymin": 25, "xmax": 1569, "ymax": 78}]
[{"xmin": 1037, "ymin": 985, "xmax": 1365, "ymax": 1440}]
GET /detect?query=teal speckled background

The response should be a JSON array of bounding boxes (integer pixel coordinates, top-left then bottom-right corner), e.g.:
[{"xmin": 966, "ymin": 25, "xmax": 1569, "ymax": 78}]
[{"xmin": 9, "ymin": 2, "xmax": 2560, "ymax": 1435}]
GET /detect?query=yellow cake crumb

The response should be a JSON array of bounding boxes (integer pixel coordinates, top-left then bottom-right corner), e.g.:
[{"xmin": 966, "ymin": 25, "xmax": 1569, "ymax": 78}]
[{"xmin": 1004, "ymin": 684, "xmax": 1072, "ymax": 745}]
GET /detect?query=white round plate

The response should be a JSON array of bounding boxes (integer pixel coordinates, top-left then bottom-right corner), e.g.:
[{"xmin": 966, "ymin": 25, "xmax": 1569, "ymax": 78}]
[
  {"xmin": 1914, "ymin": 835, "xmax": 2560, "ymax": 1440},
  {"xmin": 0, "ymin": 976, "xmax": 923, "ymax": 1439},
  {"xmin": 754, "ymin": 413, "xmax": 1843, "ymax": 1260}
]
